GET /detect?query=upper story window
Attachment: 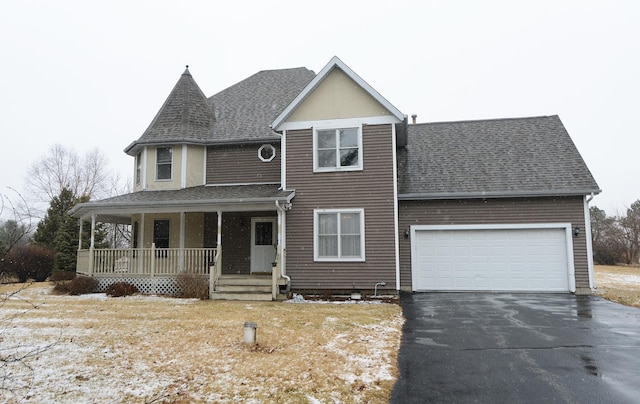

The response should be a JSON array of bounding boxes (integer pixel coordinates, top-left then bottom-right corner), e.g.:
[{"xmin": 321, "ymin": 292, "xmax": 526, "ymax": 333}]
[
  {"xmin": 314, "ymin": 127, "xmax": 362, "ymax": 172},
  {"xmin": 156, "ymin": 147, "xmax": 172, "ymax": 180},
  {"xmin": 135, "ymin": 152, "xmax": 142, "ymax": 185},
  {"xmin": 314, "ymin": 209, "xmax": 365, "ymax": 261}
]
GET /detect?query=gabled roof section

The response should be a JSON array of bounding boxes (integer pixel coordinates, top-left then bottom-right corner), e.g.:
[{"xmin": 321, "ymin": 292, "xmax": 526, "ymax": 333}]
[
  {"xmin": 398, "ymin": 115, "xmax": 601, "ymax": 199},
  {"xmin": 271, "ymin": 56, "xmax": 405, "ymax": 130},
  {"xmin": 209, "ymin": 67, "xmax": 316, "ymax": 144},
  {"xmin": 125, "ymin": 67, "xmax": 216, "ymax": 154}
]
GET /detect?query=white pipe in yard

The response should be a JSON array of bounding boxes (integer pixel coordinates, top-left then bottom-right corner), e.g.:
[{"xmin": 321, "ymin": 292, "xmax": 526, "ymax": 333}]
[{"xmin": 244, "ymin": 322, "xmax": 258, "ymax": 344}]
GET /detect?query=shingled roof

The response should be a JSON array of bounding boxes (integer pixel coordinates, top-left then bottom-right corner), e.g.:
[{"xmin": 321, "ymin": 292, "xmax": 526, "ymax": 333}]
[
  {"xmin": 398, "ymin": 115, "xmax": 600, "ymax": 199},
  {"xmin": 69, "ymin": 184, "xmax": 294, "ymax": 222},
  {"xmin": 125, "ymin": 67, "xmax": 216, "ymax": 154},
  {"xmin": 209, "ymin": 67, "xmax": 315, "ymax": 143}
]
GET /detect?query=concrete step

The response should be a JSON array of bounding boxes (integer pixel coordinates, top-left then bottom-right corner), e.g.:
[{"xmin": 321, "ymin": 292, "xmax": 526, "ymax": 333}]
[
  {"xmin": 215, "ymin": 284, "xmax": 272, "ymax": 293},
  {"xmin": 211, "ymin": 292, "xmax": 274, "ymax": 301},
  {"xmin": 217, "ymin": 275, "xmax": 272, "ymax": 286}
]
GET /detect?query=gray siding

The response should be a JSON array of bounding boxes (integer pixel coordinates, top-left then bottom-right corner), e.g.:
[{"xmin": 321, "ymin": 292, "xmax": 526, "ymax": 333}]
[
  {"xmin": 285, "ymin": 124, "xmax": 397, "ymax": 291},
  {"xmin": 398, "ymin": 196, "xmax": 589, "ymax": 291},
  {"xmin": 206, "ymin": 144, "xmax": 281, "ymax": 185}
]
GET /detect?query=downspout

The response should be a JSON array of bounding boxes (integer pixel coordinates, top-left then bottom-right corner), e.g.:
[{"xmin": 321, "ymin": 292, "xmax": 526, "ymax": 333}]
[{"xmin": 275, "ymin": 200, "xmax": 291, "ymax": 292}]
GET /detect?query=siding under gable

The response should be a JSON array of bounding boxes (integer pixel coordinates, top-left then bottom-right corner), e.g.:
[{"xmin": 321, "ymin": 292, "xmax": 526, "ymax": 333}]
[{"xmin": 286, "ymin": 68, "xmax": 393, "ymax": 122}]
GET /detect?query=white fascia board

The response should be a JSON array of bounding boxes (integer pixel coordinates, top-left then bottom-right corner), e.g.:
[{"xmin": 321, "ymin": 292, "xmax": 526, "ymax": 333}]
[
  {"xmin": 271, "ymin": 56, "xmax": 405, "ymax": 130},
  {"xmin": 277, "ymin": 115, "xmax": 400, "ymax": 132},
  {"xmin": 584, "ymin": 195, "xmax": 595, "ymax": 289},
  {"xmin": 411, "ymin": 223, "xmax": 573, "ymax": 232}
]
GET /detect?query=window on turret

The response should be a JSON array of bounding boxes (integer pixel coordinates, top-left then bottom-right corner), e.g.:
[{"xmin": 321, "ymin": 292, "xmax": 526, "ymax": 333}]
[{"xmin": 156, "ymin": 147, "xmax": 172, "ymax": 180}]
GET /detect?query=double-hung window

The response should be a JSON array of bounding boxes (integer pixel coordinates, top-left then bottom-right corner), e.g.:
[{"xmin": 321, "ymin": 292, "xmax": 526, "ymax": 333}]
[
  {"xmin": 314, "ymin": 127, "xmax": 361, "ymax": 171},
  {"xmin": 156, "ymin": 147, "xmax": 172, "ymax": 180},
  {"xmin": 314, "ymin": 209, "xmax": 365, "ymax": 261}
]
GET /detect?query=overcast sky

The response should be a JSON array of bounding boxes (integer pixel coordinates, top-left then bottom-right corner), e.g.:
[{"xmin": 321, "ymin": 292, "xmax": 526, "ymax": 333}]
[{"xmin": 1, "ymin": 0, "xmax": 638, "ymax": 216}]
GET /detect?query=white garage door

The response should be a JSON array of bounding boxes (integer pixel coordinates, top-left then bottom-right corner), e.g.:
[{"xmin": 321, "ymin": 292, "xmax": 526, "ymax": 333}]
[{"xmin": 412, "ymin": 225, "xmax": 572, "ymax": 292}]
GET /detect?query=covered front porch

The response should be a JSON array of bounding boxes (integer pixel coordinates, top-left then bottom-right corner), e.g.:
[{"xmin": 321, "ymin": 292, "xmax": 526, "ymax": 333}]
[{"xmin": 69, "ymin": 185, "xmax": 293, "ymax": 300}]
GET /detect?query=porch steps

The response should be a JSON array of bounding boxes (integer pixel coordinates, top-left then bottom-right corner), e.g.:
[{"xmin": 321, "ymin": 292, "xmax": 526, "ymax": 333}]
[{"xmin": 212, "ymin": 275, "xmax": 282, "ymax": 301}]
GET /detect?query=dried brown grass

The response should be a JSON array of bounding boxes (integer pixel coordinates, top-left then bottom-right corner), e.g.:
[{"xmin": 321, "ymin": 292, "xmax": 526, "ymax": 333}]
[
  {"xmin": 0, "ymin": 282, "xmax": 403, "ymax": 403},
  {"xmin": 594, "ymin": 264, "xmax": 640, "ymax": 308}
]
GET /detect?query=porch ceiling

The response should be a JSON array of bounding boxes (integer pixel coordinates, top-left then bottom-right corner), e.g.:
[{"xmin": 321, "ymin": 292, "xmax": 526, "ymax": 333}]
[{"xmin": 69, "ymin": 184, "xmax": 294, "ymax": 223}]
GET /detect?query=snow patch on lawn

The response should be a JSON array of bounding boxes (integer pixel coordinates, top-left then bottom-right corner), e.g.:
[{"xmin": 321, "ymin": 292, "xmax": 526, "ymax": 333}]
[
  {"xmin": 597, "ymin": 273, "xmax": 640, "ymax": 286},
  {"xmin": 0, "ymin": 284, "xmax": 403, "ymax": 402}
]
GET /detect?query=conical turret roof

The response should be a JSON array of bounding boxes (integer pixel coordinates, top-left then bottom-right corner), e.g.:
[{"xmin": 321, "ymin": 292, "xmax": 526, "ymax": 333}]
[{"xmin": 125, "ymin": 67, "xmax": 216, "ymax": 154}]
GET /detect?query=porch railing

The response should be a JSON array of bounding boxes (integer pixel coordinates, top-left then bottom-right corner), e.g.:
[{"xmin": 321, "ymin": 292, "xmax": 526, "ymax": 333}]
[{"xmin": 76, "ymin": 247, "xmax": 217, "ymax": 277}]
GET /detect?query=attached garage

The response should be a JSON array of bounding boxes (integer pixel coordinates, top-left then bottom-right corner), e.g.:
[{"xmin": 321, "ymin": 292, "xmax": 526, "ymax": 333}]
[{"xmin": 411, "ymin": 224, "xmax": 575, "ymax": 293}]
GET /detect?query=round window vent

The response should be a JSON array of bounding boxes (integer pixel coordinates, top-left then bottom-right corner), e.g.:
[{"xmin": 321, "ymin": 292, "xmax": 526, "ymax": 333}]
[{"xmin": 258, "ymin": 144, "xmax": 276, "ymax": 162}]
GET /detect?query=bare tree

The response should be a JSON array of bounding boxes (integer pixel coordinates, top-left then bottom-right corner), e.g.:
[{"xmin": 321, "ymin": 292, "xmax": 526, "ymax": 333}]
[
  {"xmin": 25, "ymin": 144, "xmax": 111, "ymax": 211},
  {"xmin": 619, "ymin": 200, "xmax": 640, "ymax": 265},
  {"xmin": 590, "ymin": 206, "xmax": 624, "ymax": 265},
  {"xmin": 0, "ymin": 188, "xmax": 32, "ymax": 263}
]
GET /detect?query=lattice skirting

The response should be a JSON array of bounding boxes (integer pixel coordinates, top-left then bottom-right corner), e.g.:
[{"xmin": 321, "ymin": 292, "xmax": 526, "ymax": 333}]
[{"xmin": 95, "ymin": 277, "xmax": 180, "ymax": 295}]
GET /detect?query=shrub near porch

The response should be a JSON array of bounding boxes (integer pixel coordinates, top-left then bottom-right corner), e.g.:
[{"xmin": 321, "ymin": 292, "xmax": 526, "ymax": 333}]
[{"xmin": 0, "ymin": 283, "xmax": 403, "ymax": 403}]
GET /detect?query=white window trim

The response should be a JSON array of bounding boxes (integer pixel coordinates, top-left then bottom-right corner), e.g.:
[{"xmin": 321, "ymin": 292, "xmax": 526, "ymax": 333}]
[
  {"xmin": 135, "ymin": 152, "xmax": 142, "ymax": 185},
  {"xmin": 314, "ymin": 208, "xmax": 365, "ymax": 262},
  {"xmin": 313, "ymin": 124, "xmax": 363, "ymax": 172},
  {"xmin": 156, "ymin": 146, "xmax": 173, "ymax": 181},
  {"xmin": 141, "ymin": 147, "xmax": 148, "ymax": 190}
]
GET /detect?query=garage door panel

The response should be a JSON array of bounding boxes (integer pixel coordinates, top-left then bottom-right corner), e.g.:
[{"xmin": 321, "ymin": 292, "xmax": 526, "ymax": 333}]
[{"xmin": 413, "ymin": 227, "xmax": 569, "ymax": 292}]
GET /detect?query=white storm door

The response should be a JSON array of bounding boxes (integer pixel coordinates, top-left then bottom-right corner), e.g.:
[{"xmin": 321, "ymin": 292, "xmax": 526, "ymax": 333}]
[{"xmin": 250, "ymin": 218, "xmax": 277, "ymax": 273}]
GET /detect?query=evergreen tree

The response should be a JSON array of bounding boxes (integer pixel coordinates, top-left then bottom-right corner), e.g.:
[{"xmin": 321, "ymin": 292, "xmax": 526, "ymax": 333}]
[
  {"xmin": 33, "ymin": 188, "xmax": 77, "ymax": 249},
  {"xmin": 53, "ymin": 212, "xmax": 80, "ymax": 271},
  {"xmin": 33, "ymin": 188, "xmax": 107, "ymax": 272}
]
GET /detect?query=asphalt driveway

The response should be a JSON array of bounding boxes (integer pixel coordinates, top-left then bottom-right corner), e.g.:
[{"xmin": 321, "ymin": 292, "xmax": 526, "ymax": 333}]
[{"xmin": 391, "ymin": 293, "xmax": 640, "ymax": 404}]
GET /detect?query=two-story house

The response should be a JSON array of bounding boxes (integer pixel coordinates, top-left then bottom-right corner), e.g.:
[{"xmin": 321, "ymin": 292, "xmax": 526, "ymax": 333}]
[{"xmin": 70, "ymin": 56, "xmax": 600, "ymax": 300}]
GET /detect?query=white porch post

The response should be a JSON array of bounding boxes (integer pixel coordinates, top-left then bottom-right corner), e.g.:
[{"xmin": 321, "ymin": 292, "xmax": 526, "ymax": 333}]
[
  {"xmin": 138, "ymin": 213, "xmax": 145, "ymax": 274},
  {"xmin": 151, "ymin": 242, "xmax": 156, "ymax": 278},
  {"xmin": 273, "ymin": 209, "xmax": 283, "ymax": 300},
  {"xmin": 179, "ymin": 212, "xmax": 186, "ymax": 272},
  {"xmin": 210, "ymin": 211, "xmax": 223, "ymax": 298},
  {"xmin": 78, "ymin": 220, "xmax": 83, "ymax": 250},
  {"xmin": 217, "ymin": 211, "xmax": 222, "ymax": 246},
  {"xmin": 88, "ymin": 214, "xmax": 96, "ymax": 276}
]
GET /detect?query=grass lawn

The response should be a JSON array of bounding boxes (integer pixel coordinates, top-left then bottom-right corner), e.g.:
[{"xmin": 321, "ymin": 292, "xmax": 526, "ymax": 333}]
[
  {"xmin": 0, "ymin": 283, "xmax": 403, "ymax": 403},
  {"xmin": 594, "ymin": 264, "xmax": 640, "ymax": 308}
]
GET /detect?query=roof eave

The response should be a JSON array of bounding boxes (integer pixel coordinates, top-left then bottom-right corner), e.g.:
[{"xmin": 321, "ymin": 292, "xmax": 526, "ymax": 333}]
[
  {"xmin": 124, "ymin": 138, "xmax": 214, "ymax": 155},
  {"xmin": 69, "ymin": 191, "xmax": 295, "ymax": 220},
  {"xmin": 125, "ymin": 135, "xmax": 282, "ymax": 155}
]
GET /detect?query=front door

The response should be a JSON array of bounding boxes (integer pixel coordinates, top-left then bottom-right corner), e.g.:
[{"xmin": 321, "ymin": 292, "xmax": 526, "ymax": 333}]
[{"xmin": 250, "ymin": 217, "xmax": 277, "ymax": 273}]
